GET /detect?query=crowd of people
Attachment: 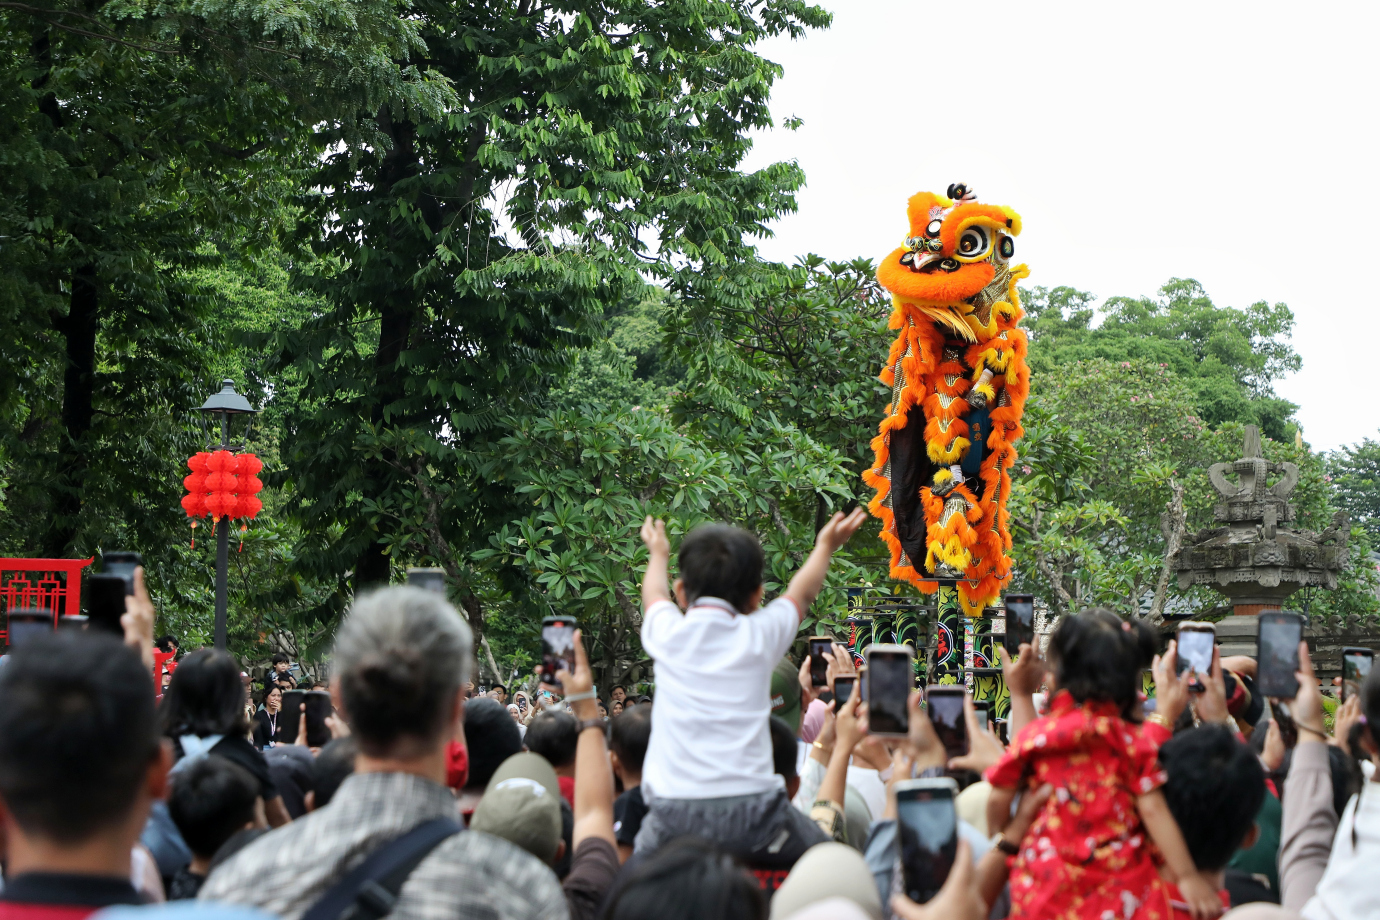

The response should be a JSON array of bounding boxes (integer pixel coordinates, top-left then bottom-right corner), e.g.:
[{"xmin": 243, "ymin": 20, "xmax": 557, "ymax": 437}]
[{"xmin": 0, "ymin": 513, "xmax": 1376, "ymax": 920}]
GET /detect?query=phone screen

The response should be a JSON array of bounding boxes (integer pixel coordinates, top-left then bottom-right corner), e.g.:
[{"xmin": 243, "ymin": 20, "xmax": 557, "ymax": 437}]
[
  {"xmin": 809, "ymin": 638, "xmax": 832, "ymax": 688},
  {"xmin": 833, "ymin": 676, "xmax": 856, "ymax": 703},
  {"xmin": 973, "ymin": 701, "xmax": 991, "ymax": 732},
  {"xmin": 1273, "ymin": 701, "xmax": 1299, "ymax": 749},
  {"xmin": 277, "ymin": 690, "xmax": 305, "ymax": 745},
  {"xmin": 1003, "ymin": 595, "xmax": 1034, "ymax": 654},
  {"xmin": 867, "ymin": 650, "xmax": 912, "ymax": 735},
  {"xmin": 995, "ymin": 718, "xmax": 1009, "ymax": 745},
  {"xmin": 406, "ymin": 568, "xmax": 447, "ymax": 594},
  {"xmin": 1176, "ymin": 628, "xmax": 1215, "ymax": 677},
  {"xmin": 927, "ymin": 688, "xmax": 968, "ymax": 757},
  {"xmin": 85, "ymin": 575, "xmax": 128, "ymax": 635},
  {"xmin": 541, "ymin": 617, "xmax": 577, "ymax": 681},
  {"xmin": 897, "ymin": 785, "xmax": 958, "ymax": 904},
  {"xmin": 304, "ymin": 691, "xmax": 334, "ymax": 746},
  {"xmin": 1343, "ymin": 648, "xmax": 1374, "ymax": 703},
  {"xmin": 7, "ymin": 612, "xmax": 53, "ymax": 649},
  {"xmin": 1257, "ymin": 613, "xmax": 1303, "ymax": 698}
]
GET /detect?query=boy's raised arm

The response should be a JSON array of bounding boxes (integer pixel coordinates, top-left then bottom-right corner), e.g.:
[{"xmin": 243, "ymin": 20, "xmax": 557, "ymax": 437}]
[
  {"xmin": 640, "ymin": 516, "xmax": 673, "ymax": 609},
  {"xmin": 783, "ymin": 508, "xmax": 869, "ymax": 622}
]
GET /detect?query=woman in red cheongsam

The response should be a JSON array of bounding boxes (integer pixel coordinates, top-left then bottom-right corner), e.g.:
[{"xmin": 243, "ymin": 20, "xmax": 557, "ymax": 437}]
[{"xmin": 984, "ymin": 609, "xmax": 1221, "ymax": 920}]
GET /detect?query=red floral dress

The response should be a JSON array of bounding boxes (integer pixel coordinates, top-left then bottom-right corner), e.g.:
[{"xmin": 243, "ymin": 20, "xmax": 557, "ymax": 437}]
[{"xmin": 984, "ymin": 691, "xmax": 1174, "ymax": 920}]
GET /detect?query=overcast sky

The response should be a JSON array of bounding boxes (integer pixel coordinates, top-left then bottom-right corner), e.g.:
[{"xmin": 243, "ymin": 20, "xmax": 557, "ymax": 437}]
[{"xmin": 742, "ymin": 1, "xmax": 1378, "ymax": 452}]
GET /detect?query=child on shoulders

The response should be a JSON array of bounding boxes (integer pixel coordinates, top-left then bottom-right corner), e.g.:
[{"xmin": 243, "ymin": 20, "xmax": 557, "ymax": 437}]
[{"xmin": 634, "ymin": 510, "xmax": 867, "ymax": 862}]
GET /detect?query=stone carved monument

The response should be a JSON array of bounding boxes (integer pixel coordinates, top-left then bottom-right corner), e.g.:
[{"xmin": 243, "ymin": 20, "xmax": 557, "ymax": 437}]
[{"xmin": 1174, "ymin": 425, "xmax": 1349, "ymax": 655}]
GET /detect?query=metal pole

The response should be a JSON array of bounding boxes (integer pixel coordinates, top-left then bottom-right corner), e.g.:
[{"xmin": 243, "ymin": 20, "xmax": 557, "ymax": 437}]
[{"xmin": 214, "ymin": 409, "xmax": 229, "ymax": 650}]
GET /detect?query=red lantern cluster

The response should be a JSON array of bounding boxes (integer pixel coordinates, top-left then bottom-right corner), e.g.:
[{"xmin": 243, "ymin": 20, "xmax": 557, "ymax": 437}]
[{"xmin": 181, "ymin": 451, "xmax": 264, "ymax": 522}]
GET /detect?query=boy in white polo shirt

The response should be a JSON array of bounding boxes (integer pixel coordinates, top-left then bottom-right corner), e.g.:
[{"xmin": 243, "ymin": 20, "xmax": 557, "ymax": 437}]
[{"xmin": 634, "ymin": 509, "xmax": 868, "ymax": 860}]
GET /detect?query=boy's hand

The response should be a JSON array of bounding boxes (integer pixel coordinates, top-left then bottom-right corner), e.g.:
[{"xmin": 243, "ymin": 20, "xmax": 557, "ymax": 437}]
[
  {"xmin": 640, "ymin": 516, "xmax": 670, "ymax": 556},
  {"xmin": 815, "ymin": 508, "xmax": 869, "ymax": 554}
]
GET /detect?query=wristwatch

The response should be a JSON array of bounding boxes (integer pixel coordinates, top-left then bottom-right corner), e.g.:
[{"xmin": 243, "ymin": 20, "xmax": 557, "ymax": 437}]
[{"xmin": 578, "ymin": 718, "xmax": 606, "ymax": 733}]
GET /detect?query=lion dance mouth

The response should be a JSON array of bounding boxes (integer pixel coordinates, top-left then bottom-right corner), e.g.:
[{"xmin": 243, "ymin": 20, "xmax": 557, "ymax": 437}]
[{"xmin": 863, "ymin": 183, "xmax": 1030, "ymax": 616}]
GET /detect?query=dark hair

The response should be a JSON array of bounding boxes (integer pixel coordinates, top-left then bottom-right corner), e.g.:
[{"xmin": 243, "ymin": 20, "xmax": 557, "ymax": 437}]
[
  {"xmin": 168, "ymin": 756, "xmax": 258, "ymax": 857},
  {"xmin": 602, "ymin": 838, "xmax": 766, "ymax": 920},
  {"xmin": 1047, "ymin": 608, "xmax": 1155, "ymax": 720},
  {"xmin": 259, "ymin": 685, "xmax": 282, "ymax": 706},
  {"xmin": 611, "ymin": 684, "xmax": 626, "ymax": 693},
  {"xmin": 526, "ymin": 711, "xmax": 579, "ymax": 769},
  {"xmin": 156, "ymin": 635, "xmax": 179, "ymax": 653},
  {"xmin": 610, "ymin": 703, "xmax": 652, "ymax": 774},
  {"xmin": 677, "ymin": 524, "xmax": 763, "ymax": 611},
  {"xmin": 768, "ymin": 716, "xmax": 797, "ymax": 780},
  {"xmin": 491, "ymin": 684, "xmax": 506, "ymax": 694},
  {"xmin": 1363, "ymin": 663, "xmax": 1380, "ymax": 752},
  {"xmin": 312, "ymin": 737, "xmax": 359, "ymax": 808},
  {"xmin": 463, "ymin": 698, "xmax": 522, "ymax": 790},
  {"xmin": 271, "ymin": 653, "xmax": 290, "ymax": 666},
  {"xmin": 0, "ymin": 632, "xmax": 159, "ymax": 842},
  {"xmin": 159, "ymin": 648, "xmax": 250, "ymax": 738},
  {"xmin": 1158, "ymin": 725, "xmax": 1265, "ymax": 871}
]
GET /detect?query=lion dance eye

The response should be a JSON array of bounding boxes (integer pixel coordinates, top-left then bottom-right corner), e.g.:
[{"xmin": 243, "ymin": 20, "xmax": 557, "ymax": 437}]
[
  {"xmin": 957, "ymin": 227, "xmax": 990, "ymax": 259},
  {"xmin": 997, "ymin": 235, "xmax": 1015, "ymax": 261},
  {"xmin": 925, "ymin": 219, "xmax": 943, "ymax": 238}
]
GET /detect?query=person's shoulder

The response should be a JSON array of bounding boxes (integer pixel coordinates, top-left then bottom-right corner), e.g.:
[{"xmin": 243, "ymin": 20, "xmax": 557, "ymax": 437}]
[
  {"xmin": 406, "ymin": 831, "xmax": 566, "ymax": 913},
  {"xmin": 199, "ymin": 814, "xmax": 316, "ymax": 899}
]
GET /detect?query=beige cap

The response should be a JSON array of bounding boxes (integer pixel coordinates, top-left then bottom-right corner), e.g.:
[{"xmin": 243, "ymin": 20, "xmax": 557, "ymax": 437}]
[{"xmin": 769, "ymin": 841, "xmax": 883, "ymax": 920}]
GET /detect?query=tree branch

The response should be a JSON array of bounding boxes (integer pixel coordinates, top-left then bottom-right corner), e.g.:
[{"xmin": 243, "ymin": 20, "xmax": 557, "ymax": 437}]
[{"xmin": 1148, "ymin": 479, "xmax": 1187, "ymax": 626}]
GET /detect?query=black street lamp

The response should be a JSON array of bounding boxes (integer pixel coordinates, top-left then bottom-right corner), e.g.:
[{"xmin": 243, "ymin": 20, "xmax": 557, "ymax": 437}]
[{"xmin": 198, "ymin": 379, "xmax": 258, "ymax": 650}]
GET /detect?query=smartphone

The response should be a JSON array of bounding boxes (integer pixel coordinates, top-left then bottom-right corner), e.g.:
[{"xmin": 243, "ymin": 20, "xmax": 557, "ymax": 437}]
[
  {"xmin": 1175, "ymin": 622, "xmax": 1216, "ymax": 679},
  {"xmin": 1342, "ymin": 647, "xmax": 1374, "ymax": 703},
  {"xmin": 808, "ymin": 636, "xmax": 833, "ymax": 688},
  {"xmin": 102, "ymin": 552, "xmax": 142, "ymax": 595},
  {"xmin": 406, "ymin": 567, "xmax": 446, "ymax": 594},
  {"xmin": 1257, "ymin": 611, "xmax": 1304, "ymax": 698},
  {"xmin": 277, "ymin": 689, "xmax": 305, "ymax": 744},
  {"xmin": 541, "ymin": 615, "xmax": 577, "ymax": 682},
  {"xmin": 926, "ymin": 686, "xmax": 969, "ymax": 758},
  {"xmin": 303, "ymin": 691, "xmax": 334, "ymax": 746},
  {"xmin": 85, "ymin": 574, "xmax": 128, "ymax": 635},
  {"xmin": 994, "ymin": 717, "xmax": 1009, "ymax": 745},
  {"xmin": 857, "ymin": 665, "xmax": 868, "ymax": 702},
  {"xmin": 6, "ymin": 609, "xmax": 54, "ymax": 649},
  {"xmin": 895, "ymin": 777, "xmax": 959, "ymax": 905},
  {"xmin": 833, "ymin": 675, "xmax": 857, "ymax": 704},
  {"xmin": 973, "ymin": 700, "xmax": 991, "ymax": 733},
  {"xmin": 865, "ymin": 644, "xmax": 914, "ymax": 737},
  {"xmin": 1003, "ymin": 594, "xmax": 1034, "ymax": 655}
]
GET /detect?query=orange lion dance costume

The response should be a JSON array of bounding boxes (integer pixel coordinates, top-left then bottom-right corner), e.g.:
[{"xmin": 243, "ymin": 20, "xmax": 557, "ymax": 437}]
[{"xmin": 864, "ymin": 183, "xmax": 1029, "ymax": 616}]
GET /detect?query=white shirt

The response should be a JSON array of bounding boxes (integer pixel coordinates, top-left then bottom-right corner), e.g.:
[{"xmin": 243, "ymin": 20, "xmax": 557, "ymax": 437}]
[
  {"xmin": 640, "ymin": 595, "xmax": 799, "ymax": 799},
  {"xmin": 1302, "ymin": 784, "xmax": 1380, "ymax": 920}
]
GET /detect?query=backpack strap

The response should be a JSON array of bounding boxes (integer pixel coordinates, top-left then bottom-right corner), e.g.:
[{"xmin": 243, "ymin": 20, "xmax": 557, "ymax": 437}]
[{"xmin": 301, "ymin": 817, "xmax": 462, "ymax": 920}]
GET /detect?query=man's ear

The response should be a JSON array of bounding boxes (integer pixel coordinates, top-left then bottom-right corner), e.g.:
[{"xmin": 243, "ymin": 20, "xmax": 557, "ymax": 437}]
[
  {"xmin": 1238, "ymin": 822, "xmax": 1260, "ymax": 852},
  {"xmin": 786, "ymin": 775, "xmax": 801, "ymax": 801},
  {"xmin": 609, "ymin": 750, "xmax": 623, "ymax": 779},
  {"xmin": 304, "ymin": 790, "xmax": 316, "ymax": 813},
  {"xmin": 1361, "ymin": 724, "xmax": 1379, "ymax": 760},
  {"xmin": 672, "ymin": 579, "xmax": 688, "ymax": 608},
  {"xmin": 148, "ymin": 739, "xmax": 174, "ymax": 800},
  {"xmin": 744, "ymin": 585, "xmax": 764, "ymax": 614},
  {"xmin": 551, "ymin": 839, "xmax": 566, "ymax": 867}
]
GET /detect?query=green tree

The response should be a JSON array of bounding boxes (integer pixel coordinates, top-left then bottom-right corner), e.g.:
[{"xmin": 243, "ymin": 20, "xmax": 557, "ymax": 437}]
[
  {"xmin": 0, "ymin": 0, "xmax": 446, "ymax": 563},
  {"xmin": 266, "ymin": 0, "xmax": 832, "ymax": 658},
  {"xmin": 1023, "ymin": 279, "xmax": 1301, "ymax": 439},
  {"xmin": 1327, "ymin": 437, "xmax": 1380, "ymax": 543}
]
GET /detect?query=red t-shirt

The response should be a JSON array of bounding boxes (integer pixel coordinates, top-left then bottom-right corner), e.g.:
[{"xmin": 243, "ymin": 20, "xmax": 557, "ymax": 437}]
[{"xmin": 558, "ymin": 775, "xmax": 575, "ymax": 806}]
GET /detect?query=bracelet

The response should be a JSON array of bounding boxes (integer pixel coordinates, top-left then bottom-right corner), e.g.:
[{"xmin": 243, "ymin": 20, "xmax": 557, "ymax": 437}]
[
  {"xmin": 1146, "ymin": 713, "xmax": 1174, "ymax": 729},
  {"xmin": 564, "ymin": 689, "xmax": 597, "ymax": 703},
  {"xmin": 1297, "ymin": 722, "xmax": 1328, "ymax": 740},
  {"xmin": 993, "ymin": 832, "xmax": 1020, "ymax": 856},
  {"xmin": 578, "ymin": 718, "xmax": 606, "ymax": 733}
]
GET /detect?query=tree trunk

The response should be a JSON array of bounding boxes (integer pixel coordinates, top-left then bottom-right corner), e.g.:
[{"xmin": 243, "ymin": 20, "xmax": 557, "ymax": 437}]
[
  {"xmin": 1148, "ymin": 479, "xmax": 1187, "ymax": 626},
  {"xmin": 42, "ymin": 262, "xmax": 99, "ymax": 557}
]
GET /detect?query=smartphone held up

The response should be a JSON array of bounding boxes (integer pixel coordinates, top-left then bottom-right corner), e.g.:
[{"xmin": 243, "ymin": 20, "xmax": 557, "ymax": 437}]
[
  {"xmin": 808, "ymin": 636, "xmax": 833, "ymax": 688},
  {"xmin": 1002, "ymin": 594, "xmax": 1034, "ymax": 655},
  {"xmin": 540, "ymin": 615, "xmax": 578, "ymax": 683},
  {"xmin": 865, "ymin": 644, "xmax": 914, "ymax": 737},
  {"xmin": 1342, "ymin": 647, "xmax": 1373, "ymax": 703},
  {"xmin": 1256, "ymin": 611, "xmax": 1303, "ymax": 699},
  {"xmin": 896, "ymin": 777, "xmax": 959, "ymax": 905}
]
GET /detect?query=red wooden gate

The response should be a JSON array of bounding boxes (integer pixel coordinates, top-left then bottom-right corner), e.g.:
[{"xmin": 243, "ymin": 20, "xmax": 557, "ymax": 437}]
[{"xmin": 0, "ymin": 558, "xmax": 94, "ymax": 643}]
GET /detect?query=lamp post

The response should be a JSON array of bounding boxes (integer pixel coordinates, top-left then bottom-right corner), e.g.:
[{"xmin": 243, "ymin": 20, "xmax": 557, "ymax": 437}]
[{"xmin": 198, "ymin": 379, "xmax": 258, "ymax": 650}]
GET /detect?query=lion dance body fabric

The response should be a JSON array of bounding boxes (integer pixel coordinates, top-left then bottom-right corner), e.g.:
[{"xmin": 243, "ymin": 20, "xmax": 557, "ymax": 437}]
[{"xmin": 864, "ymin": 184, "xmax": 1029, "ymax": 616}]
